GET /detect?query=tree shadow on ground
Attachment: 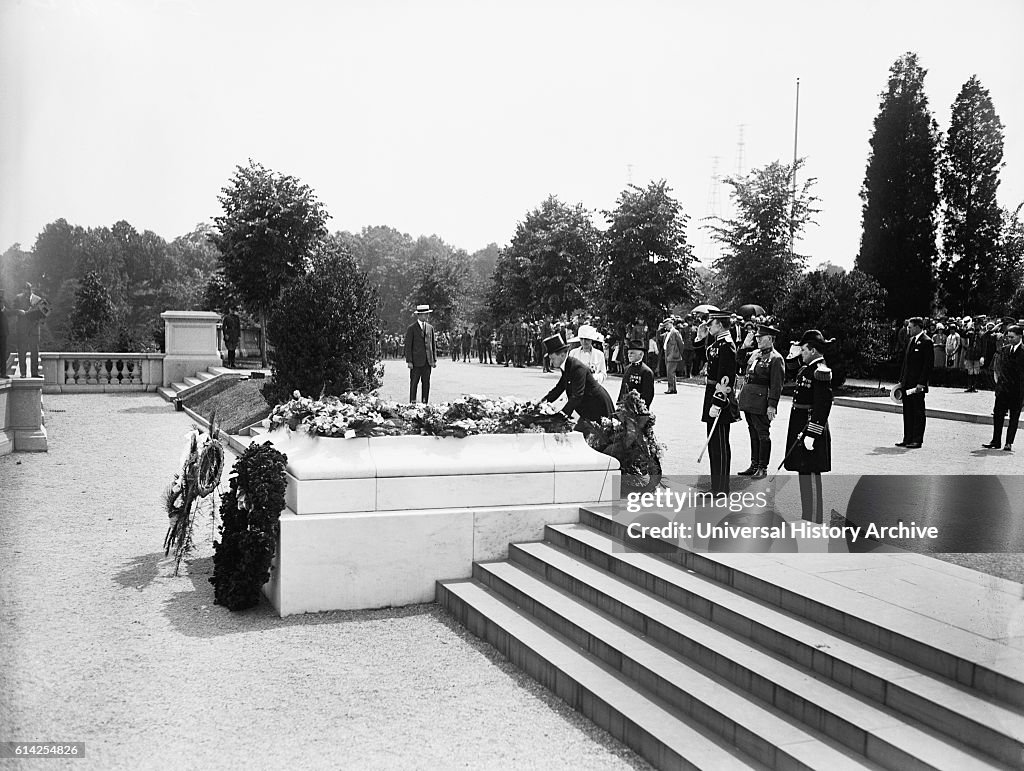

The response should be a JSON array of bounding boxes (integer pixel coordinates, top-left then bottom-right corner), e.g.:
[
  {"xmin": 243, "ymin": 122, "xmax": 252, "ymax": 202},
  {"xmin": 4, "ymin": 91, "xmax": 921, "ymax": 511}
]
[
  {"xmin": 118, "ymin": 405, "xmax": 174, "ymax": 414},
  {"xmin": 113, "ymin": 551, "xmax": 169, "ymax": 591}
]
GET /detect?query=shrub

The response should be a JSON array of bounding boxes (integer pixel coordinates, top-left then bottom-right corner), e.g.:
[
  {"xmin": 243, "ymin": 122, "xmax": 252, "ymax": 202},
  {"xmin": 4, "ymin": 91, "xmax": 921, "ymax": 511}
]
[
  {"xmin": 210, "ymin": 442, "xmax": 288, "ymax": 611},
  {"xmin": 263, "ymin": 246, "xmax": 383, "ymax": 405},
  {"xmin": 775, "ymin": 269, "xmax": 890, "ymax": 387}
]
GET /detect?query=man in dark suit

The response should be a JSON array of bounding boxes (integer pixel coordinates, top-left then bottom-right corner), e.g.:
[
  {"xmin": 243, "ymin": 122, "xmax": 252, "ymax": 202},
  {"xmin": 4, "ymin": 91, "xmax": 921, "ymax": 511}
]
[
  {"xmin": 540, "ymin": 334, "xmax": 614, "ymax": 421},
  {"xmin": 404, "ymin": 304, "xmax": 438, "ymax": 403},
  {"xmin": 897, "ymin": 316, "xmax": 933, "ymax": 448},
  {"xmin": 983, "ymin": 325, "xmax": 1023, "ymax": 452}
]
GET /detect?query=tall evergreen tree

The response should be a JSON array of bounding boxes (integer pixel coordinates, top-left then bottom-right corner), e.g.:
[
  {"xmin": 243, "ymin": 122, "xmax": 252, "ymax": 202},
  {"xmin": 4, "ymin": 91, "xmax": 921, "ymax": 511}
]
[
  {"xmin": 938, "ymin": 75, "xmax": 1006, "ymax": 314},
  {"xmin": 856, "ymin": 52, "xmax": 941, "ymax": 317},
  {"xmin": 595, "ymin": 180, "xmax": 695, "ymax": 335},
  {"xmin": 706, "ymin": 159, "xmax": 819, "ymax": 312}
]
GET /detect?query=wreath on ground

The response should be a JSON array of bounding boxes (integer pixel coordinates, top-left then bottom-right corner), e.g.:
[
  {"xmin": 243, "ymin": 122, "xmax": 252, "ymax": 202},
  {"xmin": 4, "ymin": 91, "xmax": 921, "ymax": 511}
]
[
  {"xmin": 163, "ymin": 414, "xmax": 225, "ymax": 575},
  {"xmin": 210, "ymin": 442, "xmax": 288, "ymax": 611}
]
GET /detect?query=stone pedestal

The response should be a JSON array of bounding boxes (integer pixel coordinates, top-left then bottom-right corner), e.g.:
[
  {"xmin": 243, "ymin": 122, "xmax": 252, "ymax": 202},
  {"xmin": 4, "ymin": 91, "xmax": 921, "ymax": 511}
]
[
  {"xmin": 253, "ymin": 430, "xmax": 620, "ymax": 616},
  {"xmin": 161, "ymin": 311, "xmax": 223, "ymax": 387},
  {"xmin": 0, "ymin": 377, "xmax": 48, "ymax": 454}
]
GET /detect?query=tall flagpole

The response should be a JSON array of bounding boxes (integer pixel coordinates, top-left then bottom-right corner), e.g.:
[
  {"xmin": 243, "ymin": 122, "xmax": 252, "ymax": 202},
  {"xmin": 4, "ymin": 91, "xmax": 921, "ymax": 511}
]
[{"xmin": 790, "ymin": 77, "xmax": 800, "ymax": 258}]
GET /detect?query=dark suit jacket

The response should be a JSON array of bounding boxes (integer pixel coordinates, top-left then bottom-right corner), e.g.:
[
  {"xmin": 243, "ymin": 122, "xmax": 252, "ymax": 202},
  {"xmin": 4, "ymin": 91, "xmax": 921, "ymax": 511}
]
[
  {"xmin": 900, "ymin": 332, "xmax": 933, "ymax": 392},
  {"xmin": 405, "ymin": 321, "xmax": 437, "ymax": 367},
  {"xmin": 545, "ymin": 356, "xmax": 614, "ymax": 420},
  {"xmin": 995, "ymin": 344, "xmax": 1024, "ymax": 405}
]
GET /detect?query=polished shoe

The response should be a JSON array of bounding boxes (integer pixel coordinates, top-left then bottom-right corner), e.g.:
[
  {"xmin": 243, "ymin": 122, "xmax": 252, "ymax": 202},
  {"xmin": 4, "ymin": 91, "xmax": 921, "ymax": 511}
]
[
  {"xmin": 1005, "ymin": 444, "xmax": 1013, "ymax": 452},
  {"xmin": 981, "ymin": 442, "xmax": 1000, "ymax": 449},
  {"xmin": 751, "ymin": 468, "xmax": 768, "ymax": 479},
  {"xmin": 905, "ymin": 442, "xmax": 922, "ymax": 449},
  {"xmin": 895, "ymin": 441, "xmax": 910, "ymax": 447},
  {"xmin": 737, "ymin": 465, "xmax": 758, "ymax": 476},
  {"xmin": 664, "ymin": 389, "xmax": 677, "ymax": 394}
]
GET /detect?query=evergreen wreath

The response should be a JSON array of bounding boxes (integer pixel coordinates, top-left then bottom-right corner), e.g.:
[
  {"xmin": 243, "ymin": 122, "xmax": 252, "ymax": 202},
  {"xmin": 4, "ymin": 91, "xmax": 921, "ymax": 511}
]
[
  {"xmin": 210, "ymin": 442, "xmax": 288, "ymax": 611},
  {"xmin": 163, "ymin": 415, "xmax": 225, "ymax": 575}
]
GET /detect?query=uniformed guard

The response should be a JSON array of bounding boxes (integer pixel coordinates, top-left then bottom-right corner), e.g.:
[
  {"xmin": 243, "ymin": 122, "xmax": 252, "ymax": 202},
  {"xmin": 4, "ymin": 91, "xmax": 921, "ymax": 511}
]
[
  {"xmin": 617, "ymin": 339, "xmax": 654, "ymax": 408},
  {"xmin": 783, "ymin": 329, "xmax": 834, "ymax": 523},
  {"xmin": 701, "ymin": 311, "xmax": 740, "ymax": 493},
  {"xmin": 737, "ymin": 325, "xmax": 785, "ymax": 479}
]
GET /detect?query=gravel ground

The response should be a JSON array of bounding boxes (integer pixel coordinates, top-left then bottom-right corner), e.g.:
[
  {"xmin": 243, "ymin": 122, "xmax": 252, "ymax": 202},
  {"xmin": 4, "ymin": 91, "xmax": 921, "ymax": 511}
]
[{"xmin": 0, "ymin": 392, "xmax": 651, "ymax": 771}]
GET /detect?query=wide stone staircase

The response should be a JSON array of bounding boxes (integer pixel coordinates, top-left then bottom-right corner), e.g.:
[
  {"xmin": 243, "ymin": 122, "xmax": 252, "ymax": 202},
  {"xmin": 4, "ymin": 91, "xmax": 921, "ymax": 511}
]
[{"xmin": 438, "ymin": 505, "xmax": 1024, "ymax": 770}]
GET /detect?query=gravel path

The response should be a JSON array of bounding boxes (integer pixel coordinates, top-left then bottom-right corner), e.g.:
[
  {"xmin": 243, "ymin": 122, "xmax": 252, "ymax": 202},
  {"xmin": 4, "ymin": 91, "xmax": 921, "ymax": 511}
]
[{"xmin": 0, "ymin": 393, "xmax": 651, "ymax": 771}]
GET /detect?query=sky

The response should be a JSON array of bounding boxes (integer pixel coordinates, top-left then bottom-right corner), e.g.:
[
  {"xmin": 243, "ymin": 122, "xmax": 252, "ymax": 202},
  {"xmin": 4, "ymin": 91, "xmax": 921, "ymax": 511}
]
[{"xmin": 1, "ymin": 0, "xmax": 1022, "ymax": 271}]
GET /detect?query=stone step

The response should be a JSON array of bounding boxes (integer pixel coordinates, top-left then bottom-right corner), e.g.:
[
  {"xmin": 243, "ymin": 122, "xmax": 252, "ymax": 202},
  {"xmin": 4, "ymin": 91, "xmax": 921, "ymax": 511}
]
[
  {"xmin": 475, "ymin": 560, "xmax": 898, "ymax": 770},
  {"xmin": 437, "ymin": 578, "xmax": 771, "ymax": 771},
  {"xmin": 171, "ymin": 381, "xmax": 189, "ymax": 394},
  {"xmin": 183, "ymin": 376, "xmax": 203, "ymax": 388},
  {"xmin": 578, "ymin": 506, "xmax": 1024, "ymax": 711},
  {"xmin": 157, "ymin": 387, "xmax": 177, "ymax": 402},
  {"xmin": 195, "ymin": 371, "xmax": 215, "ymax": 382},
  {"xmin": 207, "ymin": 366, "xmax": 235, "ymax": 377},
  {"xmin": 505, "ymin": 536, "xmax": 1021, "ymax": 769}
]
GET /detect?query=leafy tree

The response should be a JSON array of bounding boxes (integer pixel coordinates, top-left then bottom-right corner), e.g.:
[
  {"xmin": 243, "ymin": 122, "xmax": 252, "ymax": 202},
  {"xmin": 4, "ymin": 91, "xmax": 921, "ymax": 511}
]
[
  {"xmin": 406, "ymin": 246, "xmax": 469, "ymax": 333},
  {"xmin": 264, "ymin": 244, "xmax": 383, "ymax": 405},
  {"xmin": 595, "ymin": 180, "xmax": 696, "ymax": 334},
  {"xmin": 343, "ymin": 225, "xmax": 416, "ymax": 331},
  {"xmin": 999, "ymin": 205, "xmax": 1024, "ymax": 316},
  {"xmin": 69, "ymin": 271, "xmax": 114, "ymax": 341},
  {"xmin": 856, "ymin": 52, "xmax": 941, "ymax": 317},
  {"xmin": 775, "ymin": 269, "xmax": 890, "ymax": 386},
  {"xmin": 210, "ymin": 160, "xmax": 329, "ymax": 365},
  {"xmin": 163, "ymin": 223, "xmax": 222, "ymax": 311},
  {"xmin": 32, "ymin": 218, "xmax": 85, "ymax": 296},
  {"xmin": 465, "ymin": 243, "xmax": 500, "ymax": 324},
  {"xmin": 938, "ymin": 75, "xmax": 1006, "ymax": 314},
  {"xmin": 487, "ymin": 247, "xmax": 533, "ymax": 322},
  {"xmin": 508, "ymin": 196, "xmax": 600, "ymax": 318},
  {"xmin": 706, "ymin": 159, "xmax": 819, "ymax": 311}
]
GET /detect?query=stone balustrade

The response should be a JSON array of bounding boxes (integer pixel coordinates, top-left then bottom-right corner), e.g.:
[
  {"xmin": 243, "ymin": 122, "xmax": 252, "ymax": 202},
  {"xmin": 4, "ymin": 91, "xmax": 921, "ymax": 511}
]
[{"xmin": 3, "ymin": 352, "xmax": 166, "ymax": 393}]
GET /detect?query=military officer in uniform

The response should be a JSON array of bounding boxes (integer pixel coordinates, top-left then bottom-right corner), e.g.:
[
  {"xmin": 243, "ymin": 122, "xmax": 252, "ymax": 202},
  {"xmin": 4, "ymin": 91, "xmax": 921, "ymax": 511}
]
[
  {"xmin": 617, "ymin": 339, "xmax": 654, "ymax": 408},
  {"xmin": 701, "ymin": 312, "xmax": 739, "ymax": 494},
  {"xmin": 737, "ymin": 325, "xmax": 785, "ymax": 479},
  {"xmin": 784, "ymin": 329, "xmax": 834, "ymax": 523}
]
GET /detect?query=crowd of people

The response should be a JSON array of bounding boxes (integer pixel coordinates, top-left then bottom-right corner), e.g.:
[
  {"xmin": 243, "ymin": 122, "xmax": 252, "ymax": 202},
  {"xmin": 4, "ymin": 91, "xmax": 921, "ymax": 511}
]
[
  {"xmin": 400, "ymin": 302, "xmax": 1023, "ymax": 523},
  {"xmin": 887, "ymin": 313, "xmax": 1024, "ymax": 391}
]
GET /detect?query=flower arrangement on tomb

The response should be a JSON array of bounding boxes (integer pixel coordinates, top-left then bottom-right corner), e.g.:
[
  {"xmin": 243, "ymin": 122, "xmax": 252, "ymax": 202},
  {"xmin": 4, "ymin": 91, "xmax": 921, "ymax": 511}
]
[
  {"xmin": 163, "ymin": 415, "xmax": 225, "ymax": 575},
  {"xmin": 266, "ymin": 391, "xmax": 570, "ymax": 439}
]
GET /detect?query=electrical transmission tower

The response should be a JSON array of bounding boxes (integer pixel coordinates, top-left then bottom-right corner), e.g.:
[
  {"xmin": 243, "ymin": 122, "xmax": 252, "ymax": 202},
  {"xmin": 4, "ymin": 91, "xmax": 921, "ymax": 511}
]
[
  {"xmin": 735, "ymin": 124, "xmax": 746, "ymax": 177},
  {"xmin": 699, "ymin": 155, "xmax": 722, "ymax": 265}
]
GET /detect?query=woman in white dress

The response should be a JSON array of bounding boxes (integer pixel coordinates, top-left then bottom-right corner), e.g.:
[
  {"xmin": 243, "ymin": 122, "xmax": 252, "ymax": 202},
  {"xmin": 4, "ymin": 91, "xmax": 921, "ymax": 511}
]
[{"xmin": 569, "ymin": 324, "xmax": 607, "ymax": 384}]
